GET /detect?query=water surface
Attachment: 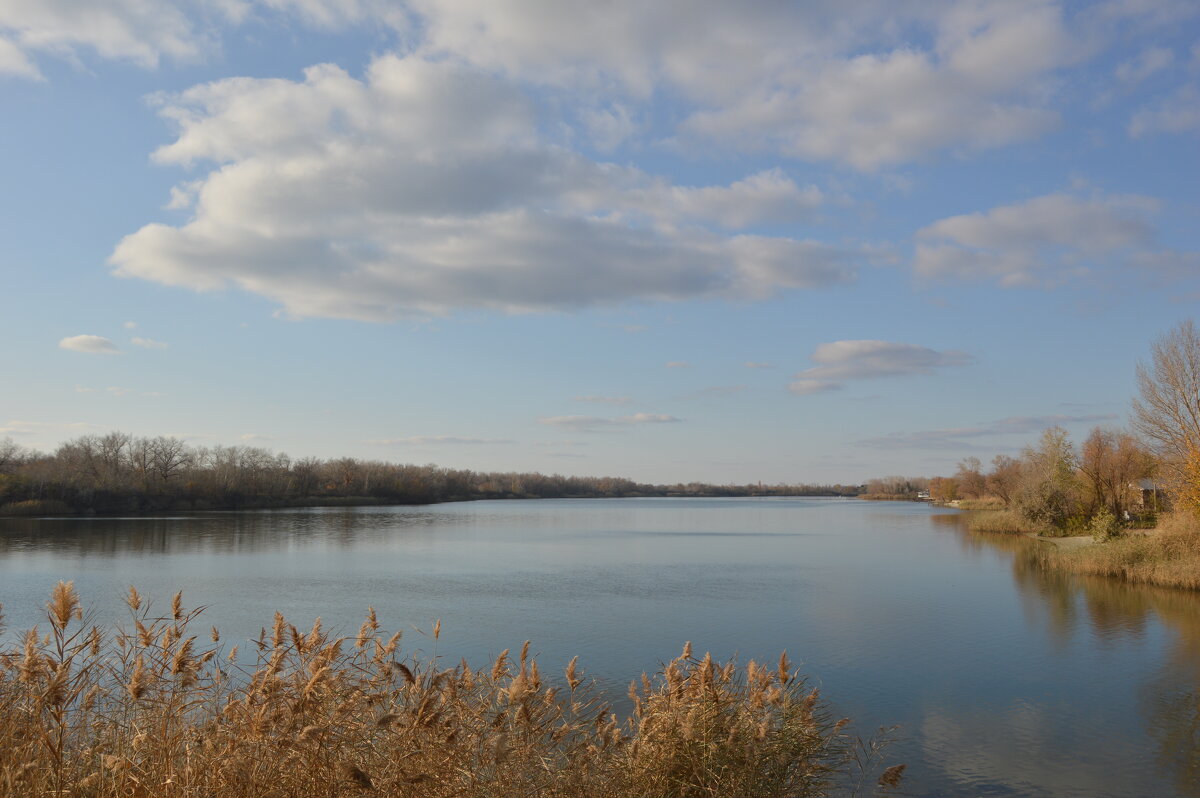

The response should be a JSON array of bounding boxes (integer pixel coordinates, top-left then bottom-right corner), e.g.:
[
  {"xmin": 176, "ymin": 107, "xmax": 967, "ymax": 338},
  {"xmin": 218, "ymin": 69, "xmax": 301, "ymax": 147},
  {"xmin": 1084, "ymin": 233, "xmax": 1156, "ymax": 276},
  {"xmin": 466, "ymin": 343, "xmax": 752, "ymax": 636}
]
[{"xmin": 1, "ymin": 498, "xmax": 1197, "ymax": 796}]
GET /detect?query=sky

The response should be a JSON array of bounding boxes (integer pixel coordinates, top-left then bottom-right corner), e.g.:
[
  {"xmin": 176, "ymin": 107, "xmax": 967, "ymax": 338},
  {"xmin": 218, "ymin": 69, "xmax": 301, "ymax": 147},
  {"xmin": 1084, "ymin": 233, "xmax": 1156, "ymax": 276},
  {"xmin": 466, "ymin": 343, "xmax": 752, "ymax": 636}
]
[{"xmin": 2, "ymin": 0, "xmax": 1198, "ymax": 485}]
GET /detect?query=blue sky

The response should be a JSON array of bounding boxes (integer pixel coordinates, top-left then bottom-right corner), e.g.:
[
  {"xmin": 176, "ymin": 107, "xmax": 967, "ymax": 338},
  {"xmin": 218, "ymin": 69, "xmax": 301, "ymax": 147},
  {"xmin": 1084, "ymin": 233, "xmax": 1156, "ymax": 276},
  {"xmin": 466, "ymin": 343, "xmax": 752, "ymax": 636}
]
[{"xmin": 2, "ymin": 0, "xmax": 1198, "ymax": 484}]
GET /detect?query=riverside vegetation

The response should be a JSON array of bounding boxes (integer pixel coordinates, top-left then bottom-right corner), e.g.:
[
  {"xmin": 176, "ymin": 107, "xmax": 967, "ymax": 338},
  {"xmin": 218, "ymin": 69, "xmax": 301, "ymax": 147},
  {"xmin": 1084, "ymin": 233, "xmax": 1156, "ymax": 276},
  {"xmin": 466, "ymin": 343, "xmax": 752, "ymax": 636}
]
[
  {"xmin": 926, "ymin": 321, "xmax": 1200, "ymax": 592},
  {"xmin": 0, "ymin": 583, "xmax": 901, "ymax": 798}
]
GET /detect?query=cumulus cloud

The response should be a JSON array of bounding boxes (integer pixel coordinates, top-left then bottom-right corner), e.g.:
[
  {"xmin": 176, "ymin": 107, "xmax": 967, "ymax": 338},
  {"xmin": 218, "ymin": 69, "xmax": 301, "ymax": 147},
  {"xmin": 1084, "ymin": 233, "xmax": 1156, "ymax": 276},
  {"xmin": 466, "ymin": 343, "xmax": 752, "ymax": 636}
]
[
  {"xmin": 414, "ymin": 0, "xmax": 1086, "ymax": 169},
  {"xmin": 110, "ymin": 55, "xmax": 857, "ymax": 320},
  {"xmin": 857, "ymin": 413, "xmax": 1119, "ymax": 450},
  {"xmin": 789, "ymin": 340, "xmax": 971, "ymax": 395},
  {"xmin": 131, "ymin": 336, "xmax": 168, "ymax": 349},
  {"xmin": 539, "ymin": 413, "xmax": 681, "ymax": 432},
  {"xmin": 59, "ymin": 334, "xmax": 119, "ymax": 354},
  {"xmin": 913, "ymin": 191, "xmax": 1196, "ymax": 286}
]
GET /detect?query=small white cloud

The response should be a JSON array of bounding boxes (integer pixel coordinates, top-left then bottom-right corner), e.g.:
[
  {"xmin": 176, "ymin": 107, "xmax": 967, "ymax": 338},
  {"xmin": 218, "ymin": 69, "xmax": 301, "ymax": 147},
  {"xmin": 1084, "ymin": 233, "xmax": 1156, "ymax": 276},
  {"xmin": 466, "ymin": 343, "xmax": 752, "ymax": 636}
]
[
  {"xmin": 666, "ymin": 361, "xmax": 690, "ymax": 369},
  {"xmin": 574, "ymin": 395, "xmax": 633, "ymax": 405},
  {"xmin": 790, "ymin": 340, "xmax": 971, "ymax": 395},
  {"xmin": 123, "ymin": 321, "xmax": 138, "ymax": 329},
  {"xmin": 131, "ymin": 336, "xmax": 168, "ymax": 349},
  {"xmin": 787, "ymin": 379, "xmax": 842, "ymax": 396},
  {"xmin": 1130, "ymin": 85, "xmax": 1200, "ymax": 137},
  {"xmin": 105, "ymin": 387, "xmax": 131, "ymax": 397},
  {"xmin": 59, "ymin": 335, "xmax": 119, "ymax": 354},
  {"xmin": 1115, "ymin": 46, "xmax": 1174, "ymax": 85},
  {"xmin": 240, "ymin": 433, "xmax": 272, "ymax": 441},
  {"xmin": 74, "ymin": 385, "xmax": 96, "ymax": 393}
]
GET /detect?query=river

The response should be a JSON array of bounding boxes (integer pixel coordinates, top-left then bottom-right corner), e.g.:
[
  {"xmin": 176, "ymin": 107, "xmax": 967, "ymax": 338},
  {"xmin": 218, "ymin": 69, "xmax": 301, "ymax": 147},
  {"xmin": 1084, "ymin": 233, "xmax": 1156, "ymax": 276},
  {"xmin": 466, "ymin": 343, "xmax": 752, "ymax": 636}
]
[{"xmin": 1, "ymin": 497, "xmax": 1197, "ymax": 796}]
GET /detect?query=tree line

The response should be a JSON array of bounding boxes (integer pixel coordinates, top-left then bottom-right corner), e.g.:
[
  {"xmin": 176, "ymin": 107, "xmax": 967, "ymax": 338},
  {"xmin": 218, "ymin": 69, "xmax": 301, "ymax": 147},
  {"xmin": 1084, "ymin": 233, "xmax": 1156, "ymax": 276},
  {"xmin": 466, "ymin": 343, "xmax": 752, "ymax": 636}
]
[{"xmin": 0, "ymin": 434, "xmax": 863, "ymax": 515}]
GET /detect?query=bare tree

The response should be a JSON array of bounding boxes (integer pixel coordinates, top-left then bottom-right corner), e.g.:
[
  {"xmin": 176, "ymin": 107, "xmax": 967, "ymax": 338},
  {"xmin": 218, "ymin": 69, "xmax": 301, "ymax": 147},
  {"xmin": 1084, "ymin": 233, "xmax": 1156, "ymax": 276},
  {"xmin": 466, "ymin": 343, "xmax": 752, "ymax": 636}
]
[
  {"xmin": 149, "ymin": 437, "xmax": 191, "ymax": 482},
  {"xmin": 0, "ymin": 438, "xmax": 24, "ymax": 473},
  {"xmin": 986, "ymin": 455, "xmax": 1022, "ymax": 506},
  {"xmin": 1079, "ymin": 427, "xmax": 1154, "ymax": 518},
  {"xmin": 1133, "ymin": 320, "xmax": 1200, "ymax": 468}
]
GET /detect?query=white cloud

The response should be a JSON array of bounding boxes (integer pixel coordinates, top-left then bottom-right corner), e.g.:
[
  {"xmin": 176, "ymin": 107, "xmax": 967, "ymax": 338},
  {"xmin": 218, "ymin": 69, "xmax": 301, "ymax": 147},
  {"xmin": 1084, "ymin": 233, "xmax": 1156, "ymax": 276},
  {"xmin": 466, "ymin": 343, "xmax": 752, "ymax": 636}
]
[
  {"xmin": 538, "ymin": 413, "xmax": 681, "ymax": 432},
  {"xmin": 0, "ymin": 0, "xmax": 209, "ymax": 78},
  {"xmin": 131, "ymin": 336, "xmax": 168, "ymax": 349},
  {"xmin": 58, "ymin": 334, "xmax": 119, "ymax": 354},
  {"xmin": 0, "ymin": 35, "xmax": 41, "ymax": 78},
  {"xmin": 111, "ymin": 55, "xmax": 857, "ymax": 321},
  {"xmin": 1115, "ymin": 45, "xmax": 1174, "ymax": 85},
  {"xmin": 790, "ymin": 339, "xmax": 971, "ymax": 395},
  {"xmin": 1130, "ymin": 85, "xmax": 1200, "ymax": 136},
  {"xmin": 123, "ymin": 320, "xmax": 138, "ymax": 329},
  {"xmin": 240, "ymin": 433, "xmax": 272, "ymax": 441},
  {"xmin": 913, "ymin": 191, "xmax": 1191, "ymax": 286},
  {"xmin": 416, "ymin": 0, "xmax": 1082, "ymax": 169}
]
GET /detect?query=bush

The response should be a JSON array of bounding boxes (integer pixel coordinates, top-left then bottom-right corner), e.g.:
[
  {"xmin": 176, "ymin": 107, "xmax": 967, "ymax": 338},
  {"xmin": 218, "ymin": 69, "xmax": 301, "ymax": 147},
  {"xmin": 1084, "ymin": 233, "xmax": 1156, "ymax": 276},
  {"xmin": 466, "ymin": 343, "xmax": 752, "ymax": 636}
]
[{"xmin": 1088, "ymin": 508, "xmax": 1122, "ymax": 543}]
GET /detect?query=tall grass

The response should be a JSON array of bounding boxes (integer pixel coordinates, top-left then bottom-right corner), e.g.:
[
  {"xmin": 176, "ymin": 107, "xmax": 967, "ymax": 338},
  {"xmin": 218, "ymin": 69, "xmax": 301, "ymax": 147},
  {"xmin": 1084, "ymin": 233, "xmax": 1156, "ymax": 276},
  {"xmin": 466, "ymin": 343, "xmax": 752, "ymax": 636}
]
[
  {"xmin": 965, "ymin": 509, "xmax": 1033, "ymax": 535},
  {"xmin": 1049, "ymin": 512, "xmax": 1200, "ymax": 591},
  {"xmin": 0, "ymin": 585, "xmax": 897, "ymax": 797}
]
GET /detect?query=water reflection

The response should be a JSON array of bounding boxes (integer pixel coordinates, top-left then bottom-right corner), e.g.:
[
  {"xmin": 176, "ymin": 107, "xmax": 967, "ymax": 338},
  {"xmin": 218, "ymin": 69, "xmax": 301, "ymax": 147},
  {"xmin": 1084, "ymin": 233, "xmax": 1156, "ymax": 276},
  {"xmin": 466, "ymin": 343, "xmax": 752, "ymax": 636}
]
[{"xmin": 935, "ymin": 512, "xmax": 1200, "ymax": 797}]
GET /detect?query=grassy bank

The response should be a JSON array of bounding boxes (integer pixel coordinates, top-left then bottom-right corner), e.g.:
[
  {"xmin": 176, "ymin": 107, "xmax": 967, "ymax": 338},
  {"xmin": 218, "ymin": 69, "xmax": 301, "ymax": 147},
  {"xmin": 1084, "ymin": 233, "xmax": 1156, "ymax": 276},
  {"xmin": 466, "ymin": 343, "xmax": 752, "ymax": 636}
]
[
  {"xmin": 1040, "ymin": 513, "xmax": 1200, "ymax": 591},
  {"xmin": 0, "ymin": 585, "xmax": 899, "ymax": 798}
]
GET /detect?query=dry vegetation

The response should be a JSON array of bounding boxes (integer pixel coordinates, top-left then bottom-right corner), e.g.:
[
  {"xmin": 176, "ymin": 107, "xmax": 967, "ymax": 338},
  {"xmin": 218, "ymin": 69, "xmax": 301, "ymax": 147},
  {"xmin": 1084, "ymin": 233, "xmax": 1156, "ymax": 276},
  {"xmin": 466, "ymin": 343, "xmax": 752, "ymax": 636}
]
[
  {"xmin": 1041, "ymin": 512, "xmax": 1200, "ymax": 591},
  {"xmin": 0, "ymin": 584, "xmax": 897, "ymax": 798}
]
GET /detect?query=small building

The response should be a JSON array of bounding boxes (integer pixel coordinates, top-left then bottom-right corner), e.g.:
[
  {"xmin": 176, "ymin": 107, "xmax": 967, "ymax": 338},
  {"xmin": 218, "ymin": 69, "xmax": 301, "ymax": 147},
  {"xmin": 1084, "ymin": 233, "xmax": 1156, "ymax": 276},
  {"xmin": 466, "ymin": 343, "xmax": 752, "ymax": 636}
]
[{"xmin": 1129, "ymin": 478, "xmax": 1167, "ymax": 511}]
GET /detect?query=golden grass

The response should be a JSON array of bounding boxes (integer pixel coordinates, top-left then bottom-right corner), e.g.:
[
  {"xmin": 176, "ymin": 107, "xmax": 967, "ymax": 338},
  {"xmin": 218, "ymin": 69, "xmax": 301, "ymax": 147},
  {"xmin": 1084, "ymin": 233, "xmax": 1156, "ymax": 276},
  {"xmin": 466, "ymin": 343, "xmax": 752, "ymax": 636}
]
[
  {"xmin": 965, "ymin": 509, "xmax": 1033, "ymax": 535},
  {"xmin": 1042, "ymin": 512, "xmax": 1200, "ymax": 591},
  {"xmin": 954, "ymin": 498, "xmax": 1006, "ymax": 511},
  {"xmin": 0, "ymin": 585, "xmax": 896, "ymax": 797}
]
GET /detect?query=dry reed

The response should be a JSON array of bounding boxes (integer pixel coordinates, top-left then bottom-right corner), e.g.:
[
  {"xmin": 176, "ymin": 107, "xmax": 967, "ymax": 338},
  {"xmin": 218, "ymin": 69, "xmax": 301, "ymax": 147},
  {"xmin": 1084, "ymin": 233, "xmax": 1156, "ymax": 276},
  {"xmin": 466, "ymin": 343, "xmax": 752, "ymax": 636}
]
[
  {"xmin": 0, "ymin": 585, "xmax": 898, "ymax": 797},
  {"xmin": 1046, "ymin": 511, "xmax": 1200, "ymax": 591}
]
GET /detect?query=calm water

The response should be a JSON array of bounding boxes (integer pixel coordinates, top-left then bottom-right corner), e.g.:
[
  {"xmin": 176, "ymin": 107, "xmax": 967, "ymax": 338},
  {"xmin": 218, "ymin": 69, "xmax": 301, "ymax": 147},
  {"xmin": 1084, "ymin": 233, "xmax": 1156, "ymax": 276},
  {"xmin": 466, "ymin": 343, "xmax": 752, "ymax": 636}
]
[{"xmin": 1, "ymin": 497, "xmax": 1198, "ymax": 796}]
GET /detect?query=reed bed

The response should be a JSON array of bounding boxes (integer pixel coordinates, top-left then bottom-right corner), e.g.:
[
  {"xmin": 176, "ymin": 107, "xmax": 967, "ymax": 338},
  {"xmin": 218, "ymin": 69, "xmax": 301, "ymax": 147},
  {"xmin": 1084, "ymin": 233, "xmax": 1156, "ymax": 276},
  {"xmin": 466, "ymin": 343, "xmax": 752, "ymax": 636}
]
[
  {"xmin": 965, "ymin": 509, "xmax": 1033, "ymax": 535},
  {"xmin": 0, "ymin": 584, "xmax": 896, "ymax": 797},
  {"xmin": 1047, "ymin": 512, "xmax": 1200, "ymax": 591}
]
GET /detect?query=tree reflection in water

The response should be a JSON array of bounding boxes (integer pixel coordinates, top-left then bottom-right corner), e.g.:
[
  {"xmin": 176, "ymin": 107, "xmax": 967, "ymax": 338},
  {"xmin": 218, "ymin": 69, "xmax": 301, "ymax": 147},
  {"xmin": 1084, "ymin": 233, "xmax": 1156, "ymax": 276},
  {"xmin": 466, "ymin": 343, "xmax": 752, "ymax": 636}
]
[{"xmin": 936, "ymin": 512, "xmax": 1200, "ymax": 797}]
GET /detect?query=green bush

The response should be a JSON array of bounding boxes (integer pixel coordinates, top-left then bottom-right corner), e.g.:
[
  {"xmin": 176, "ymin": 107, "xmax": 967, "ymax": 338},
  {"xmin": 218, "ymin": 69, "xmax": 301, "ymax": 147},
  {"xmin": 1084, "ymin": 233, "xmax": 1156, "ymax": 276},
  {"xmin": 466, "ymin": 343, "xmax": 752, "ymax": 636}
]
[{"xmin": 1088, "ymin": 508, "xmax": 1122, "ymax": 543}]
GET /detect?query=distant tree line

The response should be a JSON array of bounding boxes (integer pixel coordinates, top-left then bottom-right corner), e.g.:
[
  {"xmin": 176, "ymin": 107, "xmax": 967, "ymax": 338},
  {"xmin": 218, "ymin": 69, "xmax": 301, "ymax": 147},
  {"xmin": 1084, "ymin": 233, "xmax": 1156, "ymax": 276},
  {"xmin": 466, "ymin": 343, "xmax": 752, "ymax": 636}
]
[{"xmin": 0, "ymin": 433, "xmax": 864, "ymax": 516}]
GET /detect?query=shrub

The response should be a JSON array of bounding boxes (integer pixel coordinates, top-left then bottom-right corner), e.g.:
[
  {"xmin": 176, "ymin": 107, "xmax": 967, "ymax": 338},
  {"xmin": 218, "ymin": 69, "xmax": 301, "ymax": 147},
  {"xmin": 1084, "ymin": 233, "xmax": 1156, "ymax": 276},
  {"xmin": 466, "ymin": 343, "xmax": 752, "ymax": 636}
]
[{"xmin": 1088, "ymin": 508, "xmax": 1122, "ymax": 543}]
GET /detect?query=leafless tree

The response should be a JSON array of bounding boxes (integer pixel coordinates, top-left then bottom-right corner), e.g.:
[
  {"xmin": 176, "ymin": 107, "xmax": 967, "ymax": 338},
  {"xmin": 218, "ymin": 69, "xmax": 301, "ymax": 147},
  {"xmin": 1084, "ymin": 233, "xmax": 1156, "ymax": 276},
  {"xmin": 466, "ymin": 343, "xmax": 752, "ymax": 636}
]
[
  {"xmin": 1079, "ymin": 427, "xmax": 1154, "ymax": 518},
  {"xmin": 1133, "ymin": 320, "xmax": 1200, "ymax": 469}
]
